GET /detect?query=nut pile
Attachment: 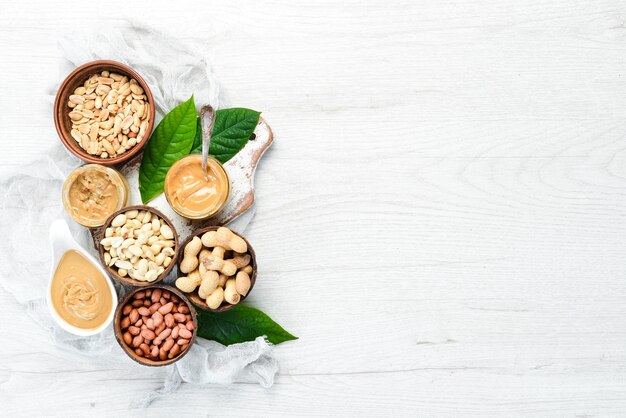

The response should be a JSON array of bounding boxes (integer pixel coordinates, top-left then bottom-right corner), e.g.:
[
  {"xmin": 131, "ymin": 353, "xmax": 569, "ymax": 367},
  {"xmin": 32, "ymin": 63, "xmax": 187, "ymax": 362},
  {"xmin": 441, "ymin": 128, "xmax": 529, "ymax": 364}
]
[
  {"xmin": 67, "ymin": 70, "xmax": 151, "ymax": 158},
  {"xmin": 119, "ymin": 288, "xmax": 194, "ymax": 361},
  {"xmin": 176, "ymin": 227, "xmax": 253, "ymax": 309},
  {"xmin": 100, "ymin": 209, "xmax": 176, "ymax": 282}
]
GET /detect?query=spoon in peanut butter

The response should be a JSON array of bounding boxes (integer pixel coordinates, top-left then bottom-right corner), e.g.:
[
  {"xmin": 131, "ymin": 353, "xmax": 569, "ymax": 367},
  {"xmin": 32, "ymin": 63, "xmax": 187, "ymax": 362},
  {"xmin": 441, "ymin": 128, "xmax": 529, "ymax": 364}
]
[{"xmin": 200, "ymin": 105, "xmax": 216, "ymax": 178}]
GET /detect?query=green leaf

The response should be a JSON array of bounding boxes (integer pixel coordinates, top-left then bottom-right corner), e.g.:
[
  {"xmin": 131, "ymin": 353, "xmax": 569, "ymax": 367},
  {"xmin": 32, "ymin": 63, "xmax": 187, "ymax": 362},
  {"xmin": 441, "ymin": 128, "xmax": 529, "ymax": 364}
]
[
  {"xmin": 139, "ymin": 95, "xmax": 197, "ymax": 203},
  {"xmin": 190, "ymin": 108, "xmax": 261, "ymax": 163},
  {"xmin": 196, "ymin": 304, "xmax": 298, "ymax": 345}
]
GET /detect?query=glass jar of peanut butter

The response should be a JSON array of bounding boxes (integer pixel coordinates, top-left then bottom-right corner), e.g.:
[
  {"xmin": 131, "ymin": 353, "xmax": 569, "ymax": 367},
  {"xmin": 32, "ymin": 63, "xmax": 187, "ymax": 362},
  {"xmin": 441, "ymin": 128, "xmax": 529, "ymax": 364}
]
[
  {"xmin": 164, "ymin": 154, "xmax": 230, "ymax": 219},
  {"xmin": 62, "ymin": 164, "xmax": 129, "ymax": 227}
]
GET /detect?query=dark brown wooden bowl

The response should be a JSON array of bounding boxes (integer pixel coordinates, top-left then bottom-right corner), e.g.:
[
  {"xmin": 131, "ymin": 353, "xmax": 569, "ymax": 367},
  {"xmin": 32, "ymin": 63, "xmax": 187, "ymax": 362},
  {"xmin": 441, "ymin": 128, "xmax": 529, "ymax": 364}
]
[
  {"xmin": 176, "ymin": 226, "xmax": 257, "ymax": 312},
  {"xmin": 114, "ymin": 284, "xmax": 197, "ymax": 367},
  {"xmin": 53, "ymin": 60, "xmax": 156, "ymax": 165},
  {"xmin": 98, "ymin": 205, "xmax": 179, "ymax": 287}
]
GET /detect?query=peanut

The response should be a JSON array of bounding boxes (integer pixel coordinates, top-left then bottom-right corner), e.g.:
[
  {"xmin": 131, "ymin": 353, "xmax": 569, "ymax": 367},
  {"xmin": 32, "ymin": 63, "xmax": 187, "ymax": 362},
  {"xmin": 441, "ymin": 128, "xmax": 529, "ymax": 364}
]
[
  {"xmin": 180, "ymin": 236, "xmax": 202, "ymax": 273},
  {"xmin": 173, "ymin": 313, "xmax": 186, "ymax": 323},
  {"xmin": 201, "ymin": 228, "xmax": 247, "ymax": 253},
  {"xmin": 179, "ymin": 329, "xmax": 192, "ymax": 339},
  {"xmin": 218, "ymin": 274, "xmax": 228, "ymax": 287},
  {"xmin": 224, "ymin": 279, "xmax": 240, "ymax": 305},
  {"xmin": 199, "ymin": 270, "xmax": 219, "ymax": 296},
  {"xmin": 67, "ymin": 71, "xmax": 150, "ymax": 158},
  {"xmin": 158, "ymin": 302, "xmax": 174, "ymax": 315},
  {"xmin": 141, "ymin": 329, "xmax": 156, "ymax": 340},
  {"xmin": 120, "ymin": 317, "xmax": 130, "ymax": 329},
  {"xmin": 119, "ymin": 289, "xmax": 193, "ymax": 362},
  {"xmin": 168, "ymin": 343, "xmax": 180, "ymax": 359},
  {"xmin": 162, "ymin": 338, "xmax": 175, "ymax": 352},
  {"xmin": 155, "ymin": 322, "xmax": 166, "ymax": 335},
  {"xmin": 201, "ymin": 255, "xmax": 237, "ymax": 276},
  {"xmin": 160, "ymin": 224, "xmax": 174, "ymax": 239},
  {"xmin": 212, "ymin": 246, "xmax": 226, "ymax": 260},
  {"xmin": 164, "ymin": 313, "xmax": 175, "ymax": 328},
  {"xmin": 132, "ymin": 335, "xmax": 143, "ymax": 348},
  {"xmin": 198, "ymin": 248, "xmax": 212, "ymax": 262},
  {"xmin": 175, "ymin": 269, "xmax": 202, "ymax": 292},
  {"xmin": 227, "ymin": 253, "xmax": 251, "ymax": 269},
  {"xmin": 151, "ymin": 288, "xmax": 162, "ymax": 303},
  {"xmin": 176, "ymin": 227, "xmax": 253, "ymax": 309},
  {"xmin": 152, "ymin": 312, "xmax": 163, "ymax": 327},
  {"xmin": 101, "ymin": 210, "xmax": 176, "ymax": 282},
  {"xmin": 198, "ymin": 284, "xmax": 208, "ymax": 299},
  {"xmin": 235, "ymin": 271, "xmax": 251, "ymax": 296},
  {"xmin": 129, "ymin": 309, "xmax": 139, "ymax": 323},
  {"xmin": 111, "ymin": 213, "xmax": 126, "ymax": 227},
  {"xmin": 206, "ymin": 287, "xmax": 224, "ymax": 309}
]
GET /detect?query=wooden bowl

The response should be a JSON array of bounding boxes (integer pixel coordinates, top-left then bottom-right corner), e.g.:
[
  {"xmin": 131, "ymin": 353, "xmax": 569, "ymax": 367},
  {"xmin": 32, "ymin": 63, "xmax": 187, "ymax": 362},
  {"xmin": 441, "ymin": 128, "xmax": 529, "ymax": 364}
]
[
  {"xmin": 98, "ymin": 205, "xmax": 179, "ymax": 287},
  {"xmin": 176, "ymin": 226, "xmax": 257, "ymax": 312},
  {"xmin": 114, "ymin": 284, "xmax": 197, "ymax": 367},
  {"xmin": 53, "ymin": 60, "xmax": 156, "ymax": 165}
]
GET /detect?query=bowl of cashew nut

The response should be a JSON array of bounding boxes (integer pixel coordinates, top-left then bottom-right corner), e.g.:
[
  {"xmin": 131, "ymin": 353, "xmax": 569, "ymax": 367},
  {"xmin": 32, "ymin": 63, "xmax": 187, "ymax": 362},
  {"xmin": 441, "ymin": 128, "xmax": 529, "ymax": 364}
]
[{"xmin": 175, "ymin": 226, "xmax": 257, "ymax": 312}]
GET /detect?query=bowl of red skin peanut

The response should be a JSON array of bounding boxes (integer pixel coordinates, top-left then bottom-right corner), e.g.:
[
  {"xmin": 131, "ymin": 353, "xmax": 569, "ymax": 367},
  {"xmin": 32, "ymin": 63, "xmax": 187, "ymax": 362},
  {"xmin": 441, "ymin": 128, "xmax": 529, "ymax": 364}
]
[{"xmin": 113, "ymin": 284, "xmax": 197, "ymax": 366}]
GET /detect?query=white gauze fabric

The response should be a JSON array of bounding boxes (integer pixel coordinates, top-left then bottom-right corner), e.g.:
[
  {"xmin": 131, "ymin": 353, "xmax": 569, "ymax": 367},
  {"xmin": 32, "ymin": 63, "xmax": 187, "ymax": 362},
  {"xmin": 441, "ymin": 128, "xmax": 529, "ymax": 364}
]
[{"xmin": 0, "ymin": 23, "xmax": 277, "ymax": 406}]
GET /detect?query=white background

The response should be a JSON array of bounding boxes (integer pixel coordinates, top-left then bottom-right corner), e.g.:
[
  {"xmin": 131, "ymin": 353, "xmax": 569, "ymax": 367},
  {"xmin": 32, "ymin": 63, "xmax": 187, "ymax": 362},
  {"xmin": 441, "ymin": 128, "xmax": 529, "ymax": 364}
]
[{"xmin": 1, "ymin": 0, "xmax": 626, "ymax": 416}]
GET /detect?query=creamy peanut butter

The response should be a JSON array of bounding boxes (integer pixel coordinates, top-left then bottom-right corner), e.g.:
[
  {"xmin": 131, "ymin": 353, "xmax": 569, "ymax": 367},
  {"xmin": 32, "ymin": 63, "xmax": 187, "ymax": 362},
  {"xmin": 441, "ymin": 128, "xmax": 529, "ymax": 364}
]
[
  {"xmin": 164, "ymin": 155, "xmax": 229, "ymax": 219},
  {"xmin": 50, "ymin": 250, "xmax": 113, "ymax": 330},
  {"xmin": 63, "ymin": 164, "xmax": 128, "ymax": 227}
]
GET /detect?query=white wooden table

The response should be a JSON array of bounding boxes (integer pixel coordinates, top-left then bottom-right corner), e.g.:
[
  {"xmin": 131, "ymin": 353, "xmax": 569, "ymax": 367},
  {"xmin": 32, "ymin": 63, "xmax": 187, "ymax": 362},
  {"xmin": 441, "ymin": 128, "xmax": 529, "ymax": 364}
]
[{"xmin": 2, "ymin": 1, "xmax": 626, "ymax": 416}]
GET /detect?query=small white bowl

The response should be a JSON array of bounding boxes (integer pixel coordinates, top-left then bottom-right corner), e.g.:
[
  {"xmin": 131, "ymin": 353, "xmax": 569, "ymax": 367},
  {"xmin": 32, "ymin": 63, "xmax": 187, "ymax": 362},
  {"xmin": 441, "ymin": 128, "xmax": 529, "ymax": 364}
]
[{"xmin": 47, "ymin": 219, "xmax": 118, "ymax": 336}]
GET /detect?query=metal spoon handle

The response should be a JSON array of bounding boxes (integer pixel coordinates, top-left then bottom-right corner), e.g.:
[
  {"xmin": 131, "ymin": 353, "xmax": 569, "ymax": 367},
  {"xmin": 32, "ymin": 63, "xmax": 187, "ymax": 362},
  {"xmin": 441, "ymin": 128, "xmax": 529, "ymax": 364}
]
[{"xmin": 200, "ymin": 105, "xmax": 216, "ymax": 173}]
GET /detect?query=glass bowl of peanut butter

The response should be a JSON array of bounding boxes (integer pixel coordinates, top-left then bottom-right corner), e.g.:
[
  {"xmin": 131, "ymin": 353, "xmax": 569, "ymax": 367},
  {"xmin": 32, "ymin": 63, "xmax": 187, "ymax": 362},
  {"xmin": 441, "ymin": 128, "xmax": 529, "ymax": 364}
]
[
  {"xmin": 164, "ymin": 154, "xmax": 230, "ymax": 220},
  {"xmin": 62, "ymin": 164, "xmax": 129, "ymax": 228}
]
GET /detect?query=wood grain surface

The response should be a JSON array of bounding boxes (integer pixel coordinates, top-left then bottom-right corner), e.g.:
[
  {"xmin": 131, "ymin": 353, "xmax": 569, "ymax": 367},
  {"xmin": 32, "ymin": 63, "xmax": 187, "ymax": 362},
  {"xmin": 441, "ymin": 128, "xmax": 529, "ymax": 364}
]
[{"xmin": 1, "ymin": 0, "xmax": 626, "ymax": 416}]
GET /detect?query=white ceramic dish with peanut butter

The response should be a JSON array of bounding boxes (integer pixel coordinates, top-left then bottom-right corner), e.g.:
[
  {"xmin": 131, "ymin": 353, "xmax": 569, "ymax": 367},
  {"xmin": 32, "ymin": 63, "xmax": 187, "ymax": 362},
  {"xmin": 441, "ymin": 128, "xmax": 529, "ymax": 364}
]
[{"xmin": 47, "ymin": 219, "xmax": 117, "ymax": 336}]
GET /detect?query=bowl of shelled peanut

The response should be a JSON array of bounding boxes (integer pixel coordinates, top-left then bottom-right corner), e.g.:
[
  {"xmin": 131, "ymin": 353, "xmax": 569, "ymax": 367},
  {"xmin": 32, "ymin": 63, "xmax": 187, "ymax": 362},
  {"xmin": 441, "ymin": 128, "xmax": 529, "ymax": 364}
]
[
  {"xmin": 114, "ymin": 285, "xmax": 197, "ymax": 366},
  {"xmin": 98, "ymin": 206, "xmax": 178, "ymax": 287},
  {"xmin": 53, "ymin": 60, "xmax": 155, "ymax": 165},
  {"xmin": 175, "ymin": 226, "xmax": 256, "ymax": 312}
]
